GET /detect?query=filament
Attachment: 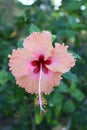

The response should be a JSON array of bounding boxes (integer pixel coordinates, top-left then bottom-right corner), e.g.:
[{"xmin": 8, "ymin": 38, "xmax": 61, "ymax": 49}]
[{"xmin": 38, "ymin": 64, "xmax": 45, "ymax": 113}]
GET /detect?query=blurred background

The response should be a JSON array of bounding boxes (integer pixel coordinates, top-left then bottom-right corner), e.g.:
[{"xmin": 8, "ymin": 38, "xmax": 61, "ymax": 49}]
[{"xmin": 0, "ymin": 0, "xmax": 87, "ymax": 130}]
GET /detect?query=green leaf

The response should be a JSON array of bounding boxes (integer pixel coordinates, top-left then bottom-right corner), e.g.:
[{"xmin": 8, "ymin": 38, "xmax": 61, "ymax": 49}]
[
  {"xmin": 70, "ymin": 83, "xmax": 85, "ymax": 102},
  {"xmin": 17, "ymin": 38, "xmax": 24, "ymax": 48},
  {"xmin": 58, "ymin": 81, "xmax": 70, "ymax": 93},
  {"xmin": 70, "ymin": 82, "xmax": 77, "ymax": 92},
  {"xmin": 29, "ymin": 24, "xmax": 41, "ymax": 34},
  {"xmin": 65, "ymin": 1, "xmax": 83, "ymax": 11},
  {"xmin": 69, "ymin": 16, "xmax": 78, "ymax": 28},
  {"xmin": 49, "ymin": 93, "xmax": 63, "ymax": 105},
  {"xmin": 45, "ymin": 109, "xmax": 52, "ymax": 123},
  {"xmin": 52, "ymin": 34, "xmax": 56, "ymax": 42},
  {"xmin": 52, "ymin": 120, "xmax": 59, "ymax": 125},
  {"xmin": 63, "ymin": 100, "xmax": 76, "ymax": 113},
  {"xmin": 63, "ymin": 71, "xmax": 78, "ymax": 82},
  {"xmin": 65, "ymin": 29, "xmax": 76, "ymax": 38},
  {"xmin": 71, "ymin": 89, "xmax": 85, "ymax": 102},
  {"xmin": 0, "ymin": 70, "xmax": 9, "ymax": 85},
  {"xmin": 35, "ymin": 113, "xmax": 43, "ymax": 124},
  {"xmin": 54, "ymin": 103, "xmax": 62, "ymax": 118}
]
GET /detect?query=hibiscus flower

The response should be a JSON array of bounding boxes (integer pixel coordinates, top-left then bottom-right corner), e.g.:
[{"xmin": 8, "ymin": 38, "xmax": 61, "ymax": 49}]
[{"xmin": 8, "ymin": 31, "xmax": 76, "ymax": 113}]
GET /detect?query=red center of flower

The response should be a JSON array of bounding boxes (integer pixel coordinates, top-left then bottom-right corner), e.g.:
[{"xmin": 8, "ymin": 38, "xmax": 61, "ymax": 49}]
[{"xmin": 31, "ymin": 55, "xmax": 51, "ymax": 74}]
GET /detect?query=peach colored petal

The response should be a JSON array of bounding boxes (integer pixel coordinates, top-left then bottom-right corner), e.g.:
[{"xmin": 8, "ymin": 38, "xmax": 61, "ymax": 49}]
[
  {"xmin": 8, "ymin": 48, "xmax": 33, "ymax": 77},
  {"xmin": 16, "ymin": 71, "xmax": 62, "ymax": 94},
  {"xmin": 16, "ymin": 73, "xmax": 39, "ymax": 94},
  {"xmin": 47, "ymin": 43, "xmax": 76, "ymax": 73},
  {"xmin": 40, "ymin": 71, "xmax": 62, "ymax": 94},
  {"xmin": 23, "ymin": 31, "xmax": 53, "ymax": 59}
]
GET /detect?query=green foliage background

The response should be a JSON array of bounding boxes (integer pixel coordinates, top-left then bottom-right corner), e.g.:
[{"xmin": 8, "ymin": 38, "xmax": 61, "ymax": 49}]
[{"xmin": 0, "ymin": 0, "xmax": 87, "ymax": 130}]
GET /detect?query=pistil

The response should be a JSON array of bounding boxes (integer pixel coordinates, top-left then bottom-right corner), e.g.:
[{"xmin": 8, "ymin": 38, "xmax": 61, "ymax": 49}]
[{"xmin": 38, "ymin": 64, "xmax": 46, "ymax": 114}]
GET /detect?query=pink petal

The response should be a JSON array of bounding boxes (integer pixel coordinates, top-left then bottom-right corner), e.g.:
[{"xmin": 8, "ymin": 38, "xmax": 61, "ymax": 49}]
[
  {"xmin": 47, "ymin": 43, "xmax": 76, "ymax": 73},
  {"xmin": 16, "ymin": 71, "xmax": 62, "ymax": 94},
  {"xmin": 40, "ymin": 71, "xmax": 62, "ymax": 94},
  {"xmin": 23, "ymin": 31, "xmax": 53, "ymax": 59},
  {"xmin": 8, "ymin": 48, "xmax": 33, "ymax": 77},
  {"xmin": 16, "ymin": 73, "xmax": 39, "ymax": 94}
]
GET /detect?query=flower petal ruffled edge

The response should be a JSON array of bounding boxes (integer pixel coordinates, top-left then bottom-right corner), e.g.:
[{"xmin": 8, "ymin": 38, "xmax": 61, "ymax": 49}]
[
  {"xmin": 47, "ymin": 43, "xmax": 76, "ymax": 73},
  {"xmin": 16, "ymin": 71, "xmax": 62, "ymax": 94},
  {"xmin": 8, "ymin": 48, "xmax": 33, "ymax": 78}
]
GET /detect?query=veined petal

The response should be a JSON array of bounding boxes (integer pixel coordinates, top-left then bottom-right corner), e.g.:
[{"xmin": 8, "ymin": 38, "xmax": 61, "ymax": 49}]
[
  {"xmin": 23, "ymin": 31, "xmax": 53, "ymax": 59},
  {"xmin": 16, "ymin": 73, "xmax": 39, "ymax": 94},
  {"xmin": 16, "ymin": 71, "xmax": 61, "ymax": 94},
  {"xmin": 47, "ymin": 43, "xmax": 76, "ymax": 73},
  {"xmin": 8, "ymin": 48, "xmax": 33, "ymax": 78},
  {"xmin": 40, "ymin": 71, "xmax": 62, "ymax": 94}
]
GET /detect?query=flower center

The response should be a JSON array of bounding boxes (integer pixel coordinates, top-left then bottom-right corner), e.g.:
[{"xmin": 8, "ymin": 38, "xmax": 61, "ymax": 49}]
[{"xmin": 31, "ymin": 55, "xmax": 51, "ymax": 74}]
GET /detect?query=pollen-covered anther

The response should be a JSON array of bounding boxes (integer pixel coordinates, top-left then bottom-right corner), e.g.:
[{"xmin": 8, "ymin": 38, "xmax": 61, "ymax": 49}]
[{"xmin": 34, "ymin": 94, "xmax": 47, "ymax": 107}]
